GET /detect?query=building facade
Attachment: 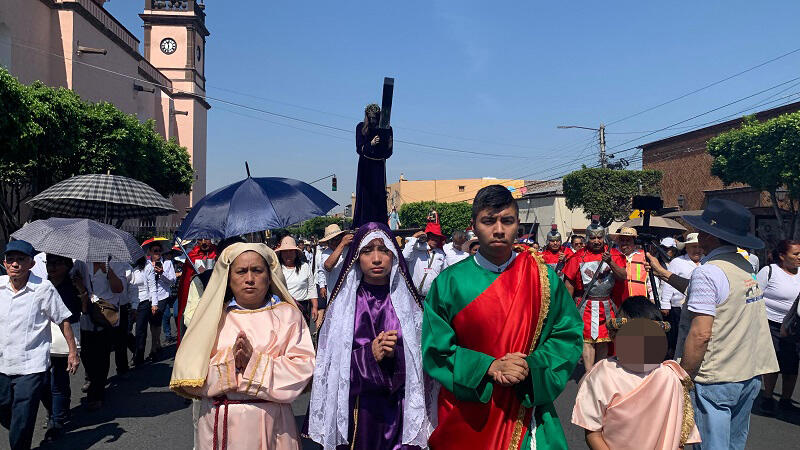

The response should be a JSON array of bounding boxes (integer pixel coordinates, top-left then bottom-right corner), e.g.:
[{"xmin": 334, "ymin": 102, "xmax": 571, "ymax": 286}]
[
  {"xmin": 385, "ymin": 177, "xmax": 528, "ymax": 209},
  {"xmin": 640, "ymin": 100, "xmax": 800, "ymax": 211},
  {"xmin": 516, "ymin": 180, "xmax": 588, "ymax": 244},
  {"xmin": 0, "ymin": 0, "xmax": 209, "ymax": 223}
]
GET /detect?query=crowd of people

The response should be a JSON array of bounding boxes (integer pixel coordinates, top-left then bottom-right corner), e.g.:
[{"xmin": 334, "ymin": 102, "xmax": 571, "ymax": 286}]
[{"xmin": 2, "ymin": 185, "xmax": 800, "ymax": 449}]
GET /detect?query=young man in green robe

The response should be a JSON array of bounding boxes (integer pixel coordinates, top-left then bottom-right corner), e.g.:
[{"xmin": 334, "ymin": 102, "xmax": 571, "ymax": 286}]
[{"xmin": 422, "ymin": 185, "xmax": 583, "ymax": 450}]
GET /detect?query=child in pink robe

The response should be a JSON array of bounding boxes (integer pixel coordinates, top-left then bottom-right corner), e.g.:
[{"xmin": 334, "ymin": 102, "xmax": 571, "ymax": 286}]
[{"xmin": 571, "ymin": 296, "xmax": 701, "ymax": 450}]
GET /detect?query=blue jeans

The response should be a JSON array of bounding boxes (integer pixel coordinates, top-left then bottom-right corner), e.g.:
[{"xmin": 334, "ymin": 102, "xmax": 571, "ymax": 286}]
[
  {"xmin": 0, "ymin": 371, "xmax": 46, "ymax": 450},
  {"xmin": 161, "ymin": 296, "xmax": 177, "ymax": 339},
  {"xmin": 691, "ymin": 376, "xmax": 761, "ymax": 450},
  {"xmin": 41, "ymin": 357, "xmax": 70, "ymax": 427}
]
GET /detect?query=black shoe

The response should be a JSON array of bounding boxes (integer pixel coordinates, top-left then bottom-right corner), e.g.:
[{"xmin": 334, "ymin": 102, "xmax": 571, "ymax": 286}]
[
  {"xmin": 43, "ymin": 425, "xmax": 63, "ymax": 443},
  {"xmin": 778, "ymin": 398, "xmax": 800, "ymax": 414},
  {"xmin": 760, "ymin": 396, "xmax": 778, "ymax": 416}
]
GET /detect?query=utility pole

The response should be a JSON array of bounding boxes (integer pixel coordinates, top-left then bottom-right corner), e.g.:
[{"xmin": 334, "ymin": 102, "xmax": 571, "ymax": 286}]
[
  {"xmin": 599, "ymin": 123, "xmax": 607, "ymax": 168},
  {"xmin": 557, "ymin": 123, "xmax": 607, "ymax": 168}
]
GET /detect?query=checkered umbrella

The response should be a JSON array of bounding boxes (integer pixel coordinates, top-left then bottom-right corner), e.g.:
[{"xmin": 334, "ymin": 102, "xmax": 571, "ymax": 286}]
[
  {"xmin": 27, "ymin": 174, "xmax": 177, "ymax": 219},
  {"xmin": 11, "ymin": 218, "xmax": 145, "ymax": 263}
]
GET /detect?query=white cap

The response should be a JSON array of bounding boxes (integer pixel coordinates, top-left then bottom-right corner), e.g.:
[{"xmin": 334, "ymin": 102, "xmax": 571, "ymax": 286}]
[{"xmin": 660, "ymin": 237, "xmax": 678, "ymax": 248}]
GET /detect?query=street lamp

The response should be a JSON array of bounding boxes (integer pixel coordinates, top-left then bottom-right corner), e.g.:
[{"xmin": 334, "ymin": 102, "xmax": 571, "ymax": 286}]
[{"xmin": 557, "ymin": 124, "xmax": 606, "ymax": 168}]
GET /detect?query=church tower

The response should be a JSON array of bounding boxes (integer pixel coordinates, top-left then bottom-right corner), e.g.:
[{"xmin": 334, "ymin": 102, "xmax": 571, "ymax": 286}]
[{"xmin": 140, "ymin": 0, "xmax": 210, "ymax": 210}]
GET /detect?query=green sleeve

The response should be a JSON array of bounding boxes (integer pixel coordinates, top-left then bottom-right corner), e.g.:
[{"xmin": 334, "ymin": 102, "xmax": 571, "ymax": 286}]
[
  {"xmin": 519, "ymin": 267, "xmax": 583, "ymax": 407},
  {"xmin": 422, "ymin": 276, "xmax": 495, "ymax": 403}
]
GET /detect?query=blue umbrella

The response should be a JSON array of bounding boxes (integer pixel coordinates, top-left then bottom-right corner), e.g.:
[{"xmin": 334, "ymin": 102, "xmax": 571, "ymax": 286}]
[{"xmin": 176, "ymin": 176, "xmax": 338, "ymax": 240}]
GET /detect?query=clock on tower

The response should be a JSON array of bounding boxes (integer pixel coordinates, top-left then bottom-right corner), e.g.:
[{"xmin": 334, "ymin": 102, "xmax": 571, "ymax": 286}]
[{"xmin": 140, "ymin": 0, "xmax": 211, "ymax": 205}]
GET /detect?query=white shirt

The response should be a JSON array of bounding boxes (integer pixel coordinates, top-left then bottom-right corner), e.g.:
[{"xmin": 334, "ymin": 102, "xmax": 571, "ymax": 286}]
[
  {"xmin": 686, "ymin": 246, "xmax": 737, "ymax": 316},
  {"xmin": 0, "ymin": 274, "xmax": 71, "ymax": 375},
  {"xmin": 660, "ymin": 255, "xmax": 700, "ymax": 309},
  {"xmin": 129, "ymin": 267, "xmax": 149, "ymax": 308},
  {"xmin": 757, "ymin": 264, "xmax": 800, "ymax": 323},
  {"xmin": 110, "ymin": 262, "xmax": 133, "ymax": 307},
  {"xmin": 443, "ymin": 242, "xmax": 469, "ymax": 266},
  {"xmin": 402, "ymin": 237, "xmax": 449, "ymax": 296},
  {"xmin": 474, "ymin": 250, "xmax": 517, "ymax": 273},
  {"xmin": 144, "ymin": 259, "xmax": 176, "ymax": 304},
  {"xmin": 317, "ymin": 247, "xmax": 344, "ymax": 298},
  {"xmin": 282, "ymin": 262, "xmax": 316, "ymax": 302}
]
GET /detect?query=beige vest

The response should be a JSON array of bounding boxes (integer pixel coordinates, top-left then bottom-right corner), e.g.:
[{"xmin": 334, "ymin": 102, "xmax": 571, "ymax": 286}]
[{"xmin": 676, "ymin": 251, "xmax": 778, "ymax": 384}]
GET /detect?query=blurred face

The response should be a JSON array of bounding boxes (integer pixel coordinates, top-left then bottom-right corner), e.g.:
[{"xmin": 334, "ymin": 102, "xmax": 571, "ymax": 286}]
[
  {"xmin": 697, "ymin": 230, "xmax": 720, "ymax": 254},
  {"xmin": 279, "ymin": 249, "xmax": 297, "ymax": 266},
  {"xmin": 587, "ymin": 233, "xmax": 604, "ymax": 253},
  {"xmin": 359, "ymin": 238, "xmax": 392, "ymax": 285},
  {"xmin": 149, "ymin": 245, "xmax": 162, "ymax": 262},
  {"xmin": 473, "ymin": 205, "xmax": 519, "ymax": 261},
  {"xmin": 547, "ymin": 238, "xmax": 561, "ymax": 252},
  {"xmin": 571, "ymin": 237, "xmax": 585, "ymax": 251},
  {"xmin": 327, "ymin": 235, "xmax": 343, "ymax": 250},
  {"xmin": 617, "ymin": 236, "xmax": 636, "ymax": 255},
  {"xmin": 453, "ymin": 234, "xmax": 467, "ymax": 248},
  {"xmin": 427, "ymin": 234, "xmax": 445, "ymax": 250},
  {"xmin": 229, "ymin": 251, "xmax": 270, "ymax": 308},
  {"xmin": 3, "ymin": 252, "xmax": 33, "ymax": 281},
  {"xmin": 198, "ymin": 239, "xmax": 211, "ymax": 251},
  {"xmin": 532, "ymin": 242, "xmax": 540, "ymax": 251},
  {"xmin": 685, "ymin": 242, "xmax": 703, "ymax": 263},
  {"xmin": 45, "ymin": 255, "xmax": 70, "ymax": 280},
  {"xmin": 367, "ymin": 112, "xmax": 379, "ymax": 129},
  {"xmin": 779, "ymin": 244, "xmax": 800, "ymax": 270},
  {"xmin": 469, "ymin": 243, "xmax": 480, "ymax": 255}
]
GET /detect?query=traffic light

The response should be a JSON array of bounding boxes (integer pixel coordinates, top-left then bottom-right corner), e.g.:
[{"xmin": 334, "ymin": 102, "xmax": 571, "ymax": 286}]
[{"xmin": 331, "ymin": 175, "xmax": 337, "ymax": 191}]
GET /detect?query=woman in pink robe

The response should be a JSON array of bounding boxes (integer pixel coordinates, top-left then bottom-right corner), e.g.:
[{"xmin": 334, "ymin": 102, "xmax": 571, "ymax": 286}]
[{"xmin": 171, "ymin": 243, "xmax": 316, "ymax": 450}]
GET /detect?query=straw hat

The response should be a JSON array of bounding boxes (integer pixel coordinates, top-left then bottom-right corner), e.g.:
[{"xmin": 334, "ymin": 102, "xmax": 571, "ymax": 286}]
[
  {"xmin": 276, "ymin": 236, "xmax": 301, "ymax": 252},
  {"xmin": 319, "ymin": 224, "xmax": 346, "ymax": 243},
  {"xmin": 676, "ymin": 233, "xmax": 699, "ymax": 250},
  {"xmin": 611, "ymin": 227, "xmax": 638, "ymax": 238}
]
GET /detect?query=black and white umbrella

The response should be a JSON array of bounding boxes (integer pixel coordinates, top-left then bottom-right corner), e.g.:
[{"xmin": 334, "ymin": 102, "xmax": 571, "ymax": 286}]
[
  {"xmin": 27, "ymin": 174, "xmax": 177, "ymax": 220},
  {"xmin": 11, "ymin": 218, "xmax": 145, "ymax": 263}
]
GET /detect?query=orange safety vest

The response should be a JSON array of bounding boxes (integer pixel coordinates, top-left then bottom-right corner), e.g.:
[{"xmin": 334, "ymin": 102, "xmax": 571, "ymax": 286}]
[{"xmin": 626, "ymin": 251, "xmax": 648, "ymax": 297}]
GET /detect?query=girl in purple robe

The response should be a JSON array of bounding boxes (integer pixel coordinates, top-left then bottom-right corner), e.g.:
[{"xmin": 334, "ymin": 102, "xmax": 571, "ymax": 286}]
[{"xmin": 308, "ymin": 222, "xmax": 433, "ymax": 450}]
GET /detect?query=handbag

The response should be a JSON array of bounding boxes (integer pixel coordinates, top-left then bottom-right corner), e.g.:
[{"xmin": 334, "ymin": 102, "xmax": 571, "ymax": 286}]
[
  {"xmin": 781, "ymin": 293, "xmax": 800, "ymax": 339},
  {"xmin": 89, "ymin": 299, "xmax": 119, "ymax": 328}
]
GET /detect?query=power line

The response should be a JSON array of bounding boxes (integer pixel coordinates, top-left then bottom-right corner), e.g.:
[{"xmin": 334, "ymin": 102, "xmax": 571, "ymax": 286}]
[
  {"xmin": 606, "ymin": 46, "xmax": 800, "ymax": 126},
  {"xmin": 7, "ymin": 39, "xmax": 530, "ymax": 160}
]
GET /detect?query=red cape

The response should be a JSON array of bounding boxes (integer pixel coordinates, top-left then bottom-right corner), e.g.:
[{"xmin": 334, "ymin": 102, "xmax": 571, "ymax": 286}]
[{"xmin": 176, "ymin": 245, "xmax": 217, "ymax": 344}]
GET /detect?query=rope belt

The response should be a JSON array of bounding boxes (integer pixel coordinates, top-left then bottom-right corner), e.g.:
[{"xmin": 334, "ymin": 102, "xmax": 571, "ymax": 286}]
[{"xmin": 212, "ymin": 396, "xmax": 270, "ymax": 450}]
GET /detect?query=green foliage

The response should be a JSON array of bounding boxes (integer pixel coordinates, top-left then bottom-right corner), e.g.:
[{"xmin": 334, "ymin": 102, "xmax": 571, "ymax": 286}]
[
  {"xmin": 708, "ymin": 111, "xmax": 800, "ymax": 238},
  {"xmin": 286, "ymin": 216, "xmax": 353, "ymax": 240},
  {"xmin": 398, "ymin": 201, "xmax": 472, "ymax": 236},
  {"xmin": 0, "ymin": 68, "xmax": 194, "ymax": 239},
  {"xmin": 563, "ymin": 168, "xmax": 663, "ymax": 225}
]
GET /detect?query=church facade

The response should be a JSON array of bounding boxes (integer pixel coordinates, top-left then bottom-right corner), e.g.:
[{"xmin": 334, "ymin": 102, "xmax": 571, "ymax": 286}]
[{"xmin": 0, "ymin": 0, "xmax": 210, "ymax": 224}]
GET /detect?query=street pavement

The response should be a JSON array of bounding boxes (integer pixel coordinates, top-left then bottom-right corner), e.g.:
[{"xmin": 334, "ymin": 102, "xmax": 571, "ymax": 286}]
[{"xmin": 2, "ymin": 344, "xmax": 799, "ymax": 449}]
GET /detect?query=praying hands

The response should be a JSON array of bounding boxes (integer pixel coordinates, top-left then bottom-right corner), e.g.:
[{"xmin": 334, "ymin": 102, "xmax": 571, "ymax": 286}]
[
  {"xmin": 234, "ymin": 331, "xmax": 254, "ymax": 372},
  {"xmin": 488, "ymin": 352, "xmax": 530, "ymax": 387},
  {"xmin": 372, "ymin": 330, "xmax": 398, "ymax": 362}
]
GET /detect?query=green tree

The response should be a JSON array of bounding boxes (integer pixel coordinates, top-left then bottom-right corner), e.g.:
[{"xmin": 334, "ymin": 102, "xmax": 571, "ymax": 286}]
[
  {"xmin": 563, "ymin": 168, "xmax": 662, "ymax": 226},
  {"xmin": 285, "ymin": 216, "xmax": 353, "ymax": 240},
  {"xmin": 708, "ymin": 112, "xmax": 800, "ymax": 239},
  {"xmin": 398, "ymin": 201, "xmax": 472, "ymax": 236},
  {"xmin": 0, "ymin": 68, "xmax": 194, "ymax": 240}
]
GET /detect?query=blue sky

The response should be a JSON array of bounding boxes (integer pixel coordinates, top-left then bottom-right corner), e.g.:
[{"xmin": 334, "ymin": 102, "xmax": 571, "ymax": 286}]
[{"xmin": 106, "ymin": 1, "xmax": 800, "ymax": 211}]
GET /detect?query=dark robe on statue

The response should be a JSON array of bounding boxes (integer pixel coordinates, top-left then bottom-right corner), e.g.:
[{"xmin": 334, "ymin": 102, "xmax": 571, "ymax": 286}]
[{"xmin": 354, "ymin": 122, "xmax": 393, "ymax": 228}]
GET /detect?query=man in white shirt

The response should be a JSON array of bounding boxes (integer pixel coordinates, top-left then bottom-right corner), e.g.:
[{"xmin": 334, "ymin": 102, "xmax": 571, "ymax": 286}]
[
  {"xmin": 144, "ymin": 243, "xmax": 176, "ymax": 357},
  {"xmin": 443, "ymin": 230, "xmax": 469, "ymax": 266},
  {"xmin": 316, "ymin": 224, "xmax": 350, "ymax": 314},
  {"xmin": 403, "ymin": 222, "xmax": 449, "ymax": 298},
  {"xmin": 657, "ymin": 233, "xmax": 703, "ymax": 357},
  {"xmin": 0, "ymin": 240, "xmax": 78, "ymax": 450}
]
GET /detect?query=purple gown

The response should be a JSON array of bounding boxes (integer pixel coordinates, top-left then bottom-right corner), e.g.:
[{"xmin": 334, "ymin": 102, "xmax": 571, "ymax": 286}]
[
  {"xmin": 337, "ymin": 281, "xmax": 420, "ymax": 450},
  {"xmin": 354, "ymin": 122, "xmax": 393, "ymax": 228}
]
